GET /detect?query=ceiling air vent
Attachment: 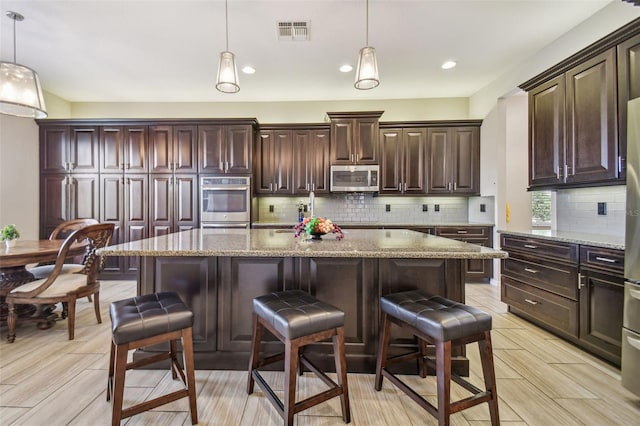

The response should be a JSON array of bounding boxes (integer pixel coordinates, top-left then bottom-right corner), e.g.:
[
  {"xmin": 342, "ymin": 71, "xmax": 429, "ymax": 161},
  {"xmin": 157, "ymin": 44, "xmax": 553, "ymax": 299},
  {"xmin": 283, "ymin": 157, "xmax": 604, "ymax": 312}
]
[{"xmin": 277, "ymin": 21, "xmax": 310, "ymax": 41}]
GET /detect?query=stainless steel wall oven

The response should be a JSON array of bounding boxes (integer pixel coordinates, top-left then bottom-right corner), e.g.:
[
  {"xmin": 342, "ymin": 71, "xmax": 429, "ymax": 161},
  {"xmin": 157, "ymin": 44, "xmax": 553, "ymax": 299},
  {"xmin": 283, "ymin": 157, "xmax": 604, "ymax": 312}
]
[{"xmin": 200, "ymin": 176, "xmax": 250, "ymax": 228}]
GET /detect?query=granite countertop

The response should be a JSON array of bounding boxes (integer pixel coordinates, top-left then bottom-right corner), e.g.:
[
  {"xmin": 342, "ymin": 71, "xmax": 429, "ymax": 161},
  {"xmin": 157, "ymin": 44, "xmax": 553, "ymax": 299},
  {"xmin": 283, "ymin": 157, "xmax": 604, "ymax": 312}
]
[
  {"xmin": 498, "ymin": 229, "xmax": 625, "ymax": 250},
  {"xmin": 99, "ymin": 228, "xmax": 507, "ymax": 259},
  {"xmin": 251, "ymin": 222, "xmax": 495, "ymax": 228}
]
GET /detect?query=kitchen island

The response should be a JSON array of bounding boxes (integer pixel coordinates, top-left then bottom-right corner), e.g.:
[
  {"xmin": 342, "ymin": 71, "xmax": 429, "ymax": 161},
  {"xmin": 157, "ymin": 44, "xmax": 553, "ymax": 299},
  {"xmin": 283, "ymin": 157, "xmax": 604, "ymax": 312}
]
[{"xmin": 100, "ymin": 228, "xmax": 507, "ymax": 374}]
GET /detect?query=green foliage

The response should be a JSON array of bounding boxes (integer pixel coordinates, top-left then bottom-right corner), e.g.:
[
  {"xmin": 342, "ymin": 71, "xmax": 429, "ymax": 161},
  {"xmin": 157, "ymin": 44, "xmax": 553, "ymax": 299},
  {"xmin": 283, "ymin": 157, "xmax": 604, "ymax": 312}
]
[{"xmin": 1, "ymin": 224, "xmax": 20, "ymax": 241}]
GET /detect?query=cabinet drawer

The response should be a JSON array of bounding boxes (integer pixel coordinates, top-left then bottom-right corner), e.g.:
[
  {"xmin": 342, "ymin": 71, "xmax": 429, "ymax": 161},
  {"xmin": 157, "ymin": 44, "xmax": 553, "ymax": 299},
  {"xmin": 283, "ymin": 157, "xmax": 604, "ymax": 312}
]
[
  {"xmin": 501, "ymin": 276, "xmax": 578, "ymax": 336},
  {"xmin": 501, "ymin": 234, "xmax": 578, "ymax": 263},
  {"xmin": 437, "ymin": 226, "xmax": 488, "ymax": 238},
  {"xmin": 580, "ymin": 246, "xmax": 624, "ymax": 274},
  {"xmin": 503, "ymin": 256, "xmax": 578, "ymax": 300}
]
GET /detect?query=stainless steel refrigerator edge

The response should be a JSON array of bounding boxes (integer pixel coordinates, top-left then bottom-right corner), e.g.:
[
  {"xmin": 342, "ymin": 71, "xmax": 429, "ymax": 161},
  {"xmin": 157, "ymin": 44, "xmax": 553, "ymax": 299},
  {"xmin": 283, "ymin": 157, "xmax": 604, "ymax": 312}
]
[{"xmin": 622, "ymin": 97, "xmax": 640, "ymax": 396}]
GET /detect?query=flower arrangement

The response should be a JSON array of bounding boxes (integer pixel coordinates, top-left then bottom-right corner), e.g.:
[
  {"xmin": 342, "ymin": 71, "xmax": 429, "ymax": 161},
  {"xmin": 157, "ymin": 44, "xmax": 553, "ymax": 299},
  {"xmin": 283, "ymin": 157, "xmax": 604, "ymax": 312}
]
[{"xmin": 294, "ymin": 217, "xmax": 344, "ymax": 240}]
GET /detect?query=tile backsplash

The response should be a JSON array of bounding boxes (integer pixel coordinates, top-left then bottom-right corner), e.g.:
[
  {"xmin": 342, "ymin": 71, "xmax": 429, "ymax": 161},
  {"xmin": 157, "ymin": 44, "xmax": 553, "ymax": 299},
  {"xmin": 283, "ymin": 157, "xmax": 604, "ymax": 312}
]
[
  {"xmin": 556, "ymin": 186, "xmax": 626, "ymax": 238},
  {"xmin": 256, "ymin": 194, "xmax": 489, "ymax": 224}
]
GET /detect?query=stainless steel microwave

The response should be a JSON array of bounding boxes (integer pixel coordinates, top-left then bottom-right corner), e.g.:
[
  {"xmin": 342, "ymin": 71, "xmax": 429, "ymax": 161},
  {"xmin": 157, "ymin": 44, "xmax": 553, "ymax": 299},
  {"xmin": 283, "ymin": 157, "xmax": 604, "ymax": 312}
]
[{"xmin": 330, "ymin": 165, "xmax": 379, "ymax": 192}]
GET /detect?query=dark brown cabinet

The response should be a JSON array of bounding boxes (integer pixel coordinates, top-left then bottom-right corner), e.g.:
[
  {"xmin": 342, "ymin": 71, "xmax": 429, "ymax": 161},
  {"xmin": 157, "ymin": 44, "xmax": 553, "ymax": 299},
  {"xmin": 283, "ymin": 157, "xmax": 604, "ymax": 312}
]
[
  {"xmin": 427, "ymin": 127, "xmax": 480, "ymax": 195},
  {"xmin": 149, "ymin": 125, "xmax": 197, "ymax": 173},
  {"xmin": 99, "ymin": 126, "xmax": 148, "ymax": 173},
  {"xmin": 379, "ymin": 127, "xmax": 426, "ymax": 194},
  {"xmin": 198, "ymin": 124, "xmax": 253, "ymax": 174},
  {"xmin": 149, "ymin": 174, "xmax": 198, "ymax": 237},
  {"xmin": 328, "ymin": 111, "xmax": 383, "ymax": 165},
  {"xmin": 40, "ymin": 126, "xmax": 99, "ymax": 174},
  {"xmin": 501, "ymin": 234, "xmax": 625, "ymax": 366},
  {"xmin": 617, "ymin": 33, "xmax": 640, "ymax": 179},
  {"xmin": 256, "ymin": 130, "xmax": 293, "ymax": 194},
  {"xmin": 292, "ymin": 128, "xmax": 330, "ymax": 194},
  {"xmin": 436, "ymin": 226, "xmax": 493, "ymax": 282}
]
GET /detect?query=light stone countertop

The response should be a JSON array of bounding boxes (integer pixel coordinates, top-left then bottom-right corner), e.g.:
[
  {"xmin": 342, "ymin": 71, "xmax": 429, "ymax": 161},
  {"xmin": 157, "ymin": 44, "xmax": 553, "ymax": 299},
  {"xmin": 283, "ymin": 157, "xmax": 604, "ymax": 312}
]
[
  {"xmin": 251, "ymin": 222, "xmax": 495, "ymax": 228},
  {"xmin": 498, "ymin": 229, "xmax": 625, "ymax": 250},
  {"xmin": 99, "ymin": 228, "xmax": 507, "ymax": 259}
]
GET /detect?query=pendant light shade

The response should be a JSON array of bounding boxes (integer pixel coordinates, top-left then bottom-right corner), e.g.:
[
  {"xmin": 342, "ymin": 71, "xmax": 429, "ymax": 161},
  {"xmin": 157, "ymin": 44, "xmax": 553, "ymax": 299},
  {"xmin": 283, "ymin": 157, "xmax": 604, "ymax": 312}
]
[
  {"xmin": 216, "ymin": 0, "xmax": 239, "ymax": 93},
  {"xmin": 355, "ymin": 46, "xmax": 379, "ymax": 90},
  {"xmin": 354, "ymin": 0, "xmax": 379, "ymax": 90},
  {"xmin": 0, "ymin": 11, "xmax": 47, "ymax": 118}
]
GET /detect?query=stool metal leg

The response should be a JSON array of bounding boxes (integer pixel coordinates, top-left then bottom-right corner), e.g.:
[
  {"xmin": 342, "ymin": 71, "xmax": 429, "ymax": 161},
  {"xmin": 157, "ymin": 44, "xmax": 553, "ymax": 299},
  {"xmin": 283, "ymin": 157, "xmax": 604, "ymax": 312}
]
[
  {"xmin": 333, "ymin": 327, "xmax": 351, "ymax": 423},
  {"xmin": 479, "ymin": 331, "xmax": 499, "ymax": 426},
  {"xmin": 436, "ymin": 340, "xmax": 452, "ymax": 426},
  {"xmin": 247, "ymin": 313, "xmax": 262, "ymax": 395},
  {"xmin": 182, "ymin": 327, "xmax": 199, "ymax": 425},
  {"xmin": 375, "ymin": 312, "xmax": 391, "ymax": 391}
]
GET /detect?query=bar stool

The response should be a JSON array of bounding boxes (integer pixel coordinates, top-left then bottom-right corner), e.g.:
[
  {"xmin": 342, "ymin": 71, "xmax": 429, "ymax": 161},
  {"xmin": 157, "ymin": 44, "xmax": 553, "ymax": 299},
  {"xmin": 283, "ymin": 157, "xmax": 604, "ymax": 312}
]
[
  {"xmin": 375, "ymin": 290, "xmax": 499, "ymax": 426},
  {"xmin": 107, "ymin": 292, "xmax": 198, "ymax": 426},
  {"xmin": 247, "ymin": 290, "xmax": 351, "ymax": 426}
]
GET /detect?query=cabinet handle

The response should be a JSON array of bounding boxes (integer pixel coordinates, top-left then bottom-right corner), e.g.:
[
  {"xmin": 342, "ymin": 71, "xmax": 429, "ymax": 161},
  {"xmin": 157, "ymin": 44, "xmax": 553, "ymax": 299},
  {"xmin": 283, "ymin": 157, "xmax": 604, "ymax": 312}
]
[
  {"xmin": 578, "ymin": 272, "xmax": 585, "ymax": 289},
  {"xmin": 225, "ymin": 161, "xmax": 229, "ymax": 172},
  {"xmin": 270, "ymin": 183, "xmax": 273, "ymax": 192},
  {"xmin": 453, "ymin": 182, "xmax": 457, "ymax": 191},
  {"xmin": 456, "ymin": 230, "xmax": 468, "ymax": 234},
  {"xmin": 524, "ymin": 299, "xmax": 539, "ymax": 305},
  {"xmin": 564, "ymin": 164, "xmax": 569, "ymax": 178},
  {"xmin": 556, "ymin": 166, "xmax": 561, "ymax": 180},
  {"xmin": 524, "ymin": 267, "xmax": 538, "ymax": 274},
  {"xmin": 448, "ymin": 182, "xmax": 452, "ymax": 191},
  {"xmin": 523, "ymin": 244, "xmax": 537, "ymax": 249},
  {"xmin": 219, "ymin": 161, "xmax": 224, "ymax": 171},
  {"xmin": 351, "ymin": 154, "xmax": 354, "ymax": 163},
  {"xmin": 595, "ymin": 256, "xmax": 617, "ymax": 263}
]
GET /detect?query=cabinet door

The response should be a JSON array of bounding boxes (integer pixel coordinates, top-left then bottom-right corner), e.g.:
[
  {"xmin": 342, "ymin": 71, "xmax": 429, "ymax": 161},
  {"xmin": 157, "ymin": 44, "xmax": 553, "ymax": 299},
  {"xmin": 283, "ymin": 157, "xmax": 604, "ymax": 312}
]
[
  {"xmin": 40, "ymin": 174, "xmax": 70, "ymax": 237},
  {"xmin": 218, "ymin": 257, "xmax": 295, "ymax": 352},
  {"xmin": 617, "ymin": 33, "xmax": 640, "ymax": 180},
  {"xmin": 173, "ymin": 174, "xmax": 198, "ymax": 232},
  {"xmin": 149, "ymin": 174, "xmax": 172, "ymax": 237},
  {"xmin": 149, "ymin": 125, "xmax": 173, "ymax": 173},
  {"xmin": 198, "ymin": 125, "xmax": 225, "ymax": 173},
  {"xmin": 256, "ymin": 131, "xmax": 274, "ymax": 193},
  {"xmin": 427, "ymin": 128, "xmax": 451, "ymax": 193},
  {"xmin": 100, "ymin": 175, "xmax": 125, "ymax": 274},
  {"xmin": 272, "ymin": 131, "xmax": 293, "ymax": 193},
  {"xmin": 69, "ymin": 127, "xmax": 99, "ymax": 173},
  {"xmin": 566, "ymin": 48, "xmax": 618, "ymax": 184},
  {"xmin": 404, "ymin": 128, "xmax": 426, "ymax": 193},
  {"xmin": 529, "ymin": 75, "xmax": 565, "ymax": 187},
  {"xmin": 100, "ymin": 126, "xmax": 124, "ymax": 173},
  {"xmin": 380, "ymin": 128, "xmax": 402, "ymax": 193},
  {"xmin": 226, "ymin": 125, "xmax": 252, "ymax": 174},
  {"xmin": 579, "ymin": 269, "xmax": 624, "ymax": 365},
  {"xmin": 124, "ymin": 126, "xmax": 148, "ymax": 172},
  {"xmin": 173, "ymin": 125, "xmax": 197, "ymax": 173},
  {"xmin": 356, "ymin": 118, "xmax": 379, "ymax": 164},
  {"xmin": 308, "ymin": 129, "xmax": 330, "ymax": 193},
  {"xmin": 40, "ymin": 126, "xmax": 70, "ymax": 173},
  {"xmin": 330, "ymin": 119, "xmax": 355, "ymax": 164},
  {"xmin": 451, "ymin": 127, "xmax": 479, "ymax": 194},
  {"xmin": 124, "ymin": 174, "xmax": 148, "ymax": 273},
  {"xmin": 69, "ymin": 174, "xmax": 100, "ymax": 222}
]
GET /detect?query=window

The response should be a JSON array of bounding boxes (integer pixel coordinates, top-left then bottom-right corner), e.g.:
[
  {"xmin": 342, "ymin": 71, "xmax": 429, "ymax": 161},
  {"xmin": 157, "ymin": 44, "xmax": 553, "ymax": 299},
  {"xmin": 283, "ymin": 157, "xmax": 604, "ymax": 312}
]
[{"xmin": 532, "ymin": 191, "xmax": 552, "ymax": 228}]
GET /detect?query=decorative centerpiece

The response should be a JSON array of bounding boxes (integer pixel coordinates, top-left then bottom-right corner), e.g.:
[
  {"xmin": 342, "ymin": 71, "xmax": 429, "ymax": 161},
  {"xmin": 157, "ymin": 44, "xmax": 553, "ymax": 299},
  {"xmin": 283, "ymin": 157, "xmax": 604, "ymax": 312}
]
[
  {"xmin": 294, "ymin": 217, "xmax": 344, "ymax": 240},
  {"xmin": 1, "ymin": 224, "xmax": 20, "ymax": 248}
]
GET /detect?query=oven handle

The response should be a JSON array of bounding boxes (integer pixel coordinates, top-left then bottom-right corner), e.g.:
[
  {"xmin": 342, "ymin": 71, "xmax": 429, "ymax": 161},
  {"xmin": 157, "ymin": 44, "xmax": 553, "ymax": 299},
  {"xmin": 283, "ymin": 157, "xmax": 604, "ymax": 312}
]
[
  {"xmin": 201, "ymin": 186, "xmax": 250, "ymax": 191},
  {"xmin": 201, "ymin": 223, "xmax": 249, "ymax": 228}
]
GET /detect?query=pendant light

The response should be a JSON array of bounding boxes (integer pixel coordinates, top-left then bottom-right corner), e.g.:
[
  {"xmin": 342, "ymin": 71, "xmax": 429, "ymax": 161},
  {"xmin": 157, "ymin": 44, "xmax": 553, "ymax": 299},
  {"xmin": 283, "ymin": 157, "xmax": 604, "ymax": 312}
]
[
  {"xmin": 216, "ymin": 0, "xmax": 240, "ymax": 93},
  {"xmin": 0, "ymin": 11, "xmax": 47, "ymax": 118},
  {"xmin": 354, "ymin": 0, "xmax": 379, "ymax": 90}
]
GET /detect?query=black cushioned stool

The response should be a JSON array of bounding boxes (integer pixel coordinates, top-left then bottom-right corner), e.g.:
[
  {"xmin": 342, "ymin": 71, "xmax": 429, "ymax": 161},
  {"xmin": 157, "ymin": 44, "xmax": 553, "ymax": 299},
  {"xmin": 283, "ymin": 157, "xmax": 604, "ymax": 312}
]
[
  {"xmin": 375, "ymin": 290, "xmax": 499, "ymax": 426},
  {"xmin": 247, "ymin": 290, "xmax": 351, "ymax": 426},
  {"xmin": 107, "ymin": 292, "xmax": 198, "ymax": 426}
]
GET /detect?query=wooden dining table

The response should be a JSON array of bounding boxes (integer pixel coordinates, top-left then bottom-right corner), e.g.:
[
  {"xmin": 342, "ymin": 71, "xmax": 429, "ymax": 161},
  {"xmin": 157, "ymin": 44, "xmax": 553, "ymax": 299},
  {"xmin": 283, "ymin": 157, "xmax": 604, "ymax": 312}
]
[{"xmin": 0, "ymin": 239, "xmax": 86, "ymax": 324}]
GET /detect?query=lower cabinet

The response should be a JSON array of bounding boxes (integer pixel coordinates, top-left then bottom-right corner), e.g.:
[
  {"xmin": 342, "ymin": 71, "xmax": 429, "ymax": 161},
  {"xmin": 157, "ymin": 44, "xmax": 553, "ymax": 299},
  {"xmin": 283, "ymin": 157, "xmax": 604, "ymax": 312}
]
[
  {"xmin": 436, "ymin": 226, "xmax": 493, "ymax": 282},
  {"xmin": 500, "ymin": 234, "xmax": 624, "ymax": 366}
]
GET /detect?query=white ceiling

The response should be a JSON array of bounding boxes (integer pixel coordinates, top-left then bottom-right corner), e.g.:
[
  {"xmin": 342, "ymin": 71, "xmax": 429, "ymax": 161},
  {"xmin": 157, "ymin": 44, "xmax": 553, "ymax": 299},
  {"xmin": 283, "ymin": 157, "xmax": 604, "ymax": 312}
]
[{"xmin": 0, "ymin": 0, "xmax": 619, "ymax": 103}]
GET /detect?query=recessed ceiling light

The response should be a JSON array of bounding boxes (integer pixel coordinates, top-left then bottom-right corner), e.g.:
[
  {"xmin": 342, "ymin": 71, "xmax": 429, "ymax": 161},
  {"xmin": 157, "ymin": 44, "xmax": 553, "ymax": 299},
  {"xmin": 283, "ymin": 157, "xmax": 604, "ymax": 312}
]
[
  {"xmin": 242, "ymin": 66, "xmax": 256, "ymax": 74},
  {"xmin": 339, "ymin": 65, "xmax": 353, "ymax": 73},
  {"xmin": 441, "ymin": 61, "xmax": 457, "ymax": 70}
]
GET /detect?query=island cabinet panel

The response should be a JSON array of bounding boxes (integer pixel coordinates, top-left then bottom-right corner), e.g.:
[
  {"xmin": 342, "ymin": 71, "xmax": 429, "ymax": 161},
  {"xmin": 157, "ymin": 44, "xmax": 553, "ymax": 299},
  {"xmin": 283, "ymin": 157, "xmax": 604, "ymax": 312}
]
[
  {"xmin": 141, "ymin": 256, "xmax": 218, "ymax": 353},
  {"xmin": 436, "ymin": 226, "xmax": 493, "ymax": 282},
  {"xmin": 298, "ymin": 257, "xmax": 378, "ymax": 356},
  {"xmin": 217, "ymin": 257, "xmax": 296, "ymax": 353}
]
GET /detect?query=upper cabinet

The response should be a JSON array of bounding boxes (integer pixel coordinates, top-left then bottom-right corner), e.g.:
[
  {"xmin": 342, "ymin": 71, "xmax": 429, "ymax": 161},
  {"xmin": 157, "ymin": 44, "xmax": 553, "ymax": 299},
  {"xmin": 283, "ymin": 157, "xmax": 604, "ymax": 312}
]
[
  {"xmin": 292, "ymin": 128, "xmax": 331, "ymax": 194},
  {"xmin": 100, "ymin": 126, "xmax": 148, "ymax": 173},
  {"xmin": 198, "ymin": 123, "xmax": 255, "ymax": 174},
  {"xmin": 427, "ymin": 126, "xmax": 480, "ymax": 195},
  {"xmin": 379, "ymin": 127, "xmax": 426, "ymax": 194},
  {"xmin": 256, "ymin": 129, "xmax": 294, "ymax": 194},
  {"xmin": 149, "ymin": 125, "xmax": 197, "ymax": 173},
  {"xmin": 40, "ymin": 125, "xmax": 99, "ymax": 174},
  {"xmin": 521, "ymin": 19, "xmax": 640, "ymax": 189},
  {"xmin": 328, "ymin": 111, "xmax": 383, "ymax": 165}
]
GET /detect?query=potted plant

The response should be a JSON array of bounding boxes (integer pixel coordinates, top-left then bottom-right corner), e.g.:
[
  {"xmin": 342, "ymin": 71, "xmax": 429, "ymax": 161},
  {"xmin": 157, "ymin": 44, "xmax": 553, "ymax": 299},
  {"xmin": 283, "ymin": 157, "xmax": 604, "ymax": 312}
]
[{"xmin": 1, "ymin": 224, "xmax": 20, "ymax": 248}]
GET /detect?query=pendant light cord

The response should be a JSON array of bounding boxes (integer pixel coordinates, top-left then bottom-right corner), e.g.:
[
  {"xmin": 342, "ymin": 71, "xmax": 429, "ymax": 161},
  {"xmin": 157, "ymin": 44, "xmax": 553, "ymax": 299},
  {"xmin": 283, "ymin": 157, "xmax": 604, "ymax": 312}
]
[
  {"xmin": 225, "ymin": 0, "xmax": 229, "ymax": 51},
  {"xmin": 365, "ymin": 0, "xmax": 369, "ymax": 46},
  {"xmin": 12, "ymin": 14, "xmax": 17, "ymax": 63}
]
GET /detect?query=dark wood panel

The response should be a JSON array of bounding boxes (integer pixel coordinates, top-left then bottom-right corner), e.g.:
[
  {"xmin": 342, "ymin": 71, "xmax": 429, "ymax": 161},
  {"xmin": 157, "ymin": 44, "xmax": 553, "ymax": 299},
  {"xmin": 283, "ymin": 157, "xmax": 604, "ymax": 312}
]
[
  {"xmin": 69, "ymin": 127, "xmax": 99, "ymax": 173},
  {"xmin": 330, "ymin": 120, "xmax": 354, "ymax": 164},
  {"xmin": 356, "ymin": 118, "xmax": 379, "ymax": 164},
  {"xmin": 198, "ymin": 125, "xmax": 225, "ymax": 173},
  {"xmin": 149, "ymin": 125, "xmax": 173, "ymax": 173},
  {"xmin": 403, "ymin": 128, "xmax": 426, "ymax": 193},
  {"xmin": 40, "ymin": 126, "xmax": 69, "ymax": 173},
  {"xmin": 380, "ymin": 128, "xmax": 402, "ymax": 192},
  {"xmin": 69, "ymin": 174, "xmax": 100, "ymax": 221},
  {"xmin": 124, "ymin": 126, "xmax": 148, "ymax": 172},
  {"xmin": 501, "ymin": 234, "xmax": 578, "ymax": 263},
  {"xmin": 579, "ymin": 246, "xmax": 624, "ymax": 274},
  {"xmin": 451, "ymin": 127, "xmax": 479, "ymax": 193},
  {"xmin": 100, "ymin": 126, "xmax": 124, "ymax": 173},
  {"xmin": 174, "ymin": 174, "xmax": 198, "ymax": 230},
  {"xmin": 226, "ymin": 125, "xmax": 252, "ymax": 174},
  {"xmin": 149, "ymin": 174, "xmax": 172, "ymax": 237},
  {"xmin": 39, "ymin": 174, "xmax": 69, "ymax": 238},
  {"xmin": 503, "ymin": 256, "xmax": 578, "ymax": 300},
  {"xmin": 617, "ymin": 32, "xmax": 640, "ymax": 179},
  {"xmin": 427, "ymin": 128, "xmax": 450, "ymax": 193},
  {"xmin": 292, "ymin": 129, "xmax": 330, "ymax": 194},
  {"xmin": 173, "ymin": 125, "xmax": 197, "ymax": 173}
]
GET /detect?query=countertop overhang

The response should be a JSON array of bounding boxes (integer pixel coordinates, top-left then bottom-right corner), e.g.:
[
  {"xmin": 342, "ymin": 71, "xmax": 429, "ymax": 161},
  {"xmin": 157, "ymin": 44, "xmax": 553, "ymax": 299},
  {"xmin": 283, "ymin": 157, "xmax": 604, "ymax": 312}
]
[
  {"xmin": 99, "ymin": 228, "xmax": 507, "ymax": 259},
  {"xmin": 498, "ymin": 229, "xmax": 625, "ymax": 250}
]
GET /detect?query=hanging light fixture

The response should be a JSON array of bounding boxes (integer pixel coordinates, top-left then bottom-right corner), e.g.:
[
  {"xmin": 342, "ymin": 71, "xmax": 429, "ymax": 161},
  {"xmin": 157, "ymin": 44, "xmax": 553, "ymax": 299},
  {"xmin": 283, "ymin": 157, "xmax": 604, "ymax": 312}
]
[
  {"xmin": 0, "ymin": 11, "xmax": 47, "ymax": 118},
  {"xmin": 216, "ymin": 0, "xmax": 240, "ymax": 93},
  {"xmin": 354, "ymin": 0, "xmax": 379, "ymax": 90}
]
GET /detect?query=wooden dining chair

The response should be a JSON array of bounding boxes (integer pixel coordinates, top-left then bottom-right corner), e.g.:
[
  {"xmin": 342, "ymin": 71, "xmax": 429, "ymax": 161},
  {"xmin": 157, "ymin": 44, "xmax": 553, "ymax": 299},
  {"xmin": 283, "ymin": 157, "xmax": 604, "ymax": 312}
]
[
  {"xmin": 28, "ymin": 218, "xmax": 100, "ymax": 279},
  {"xmin": 6, "ymin": 223, "xmax": 115, "ymax": 343}
]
